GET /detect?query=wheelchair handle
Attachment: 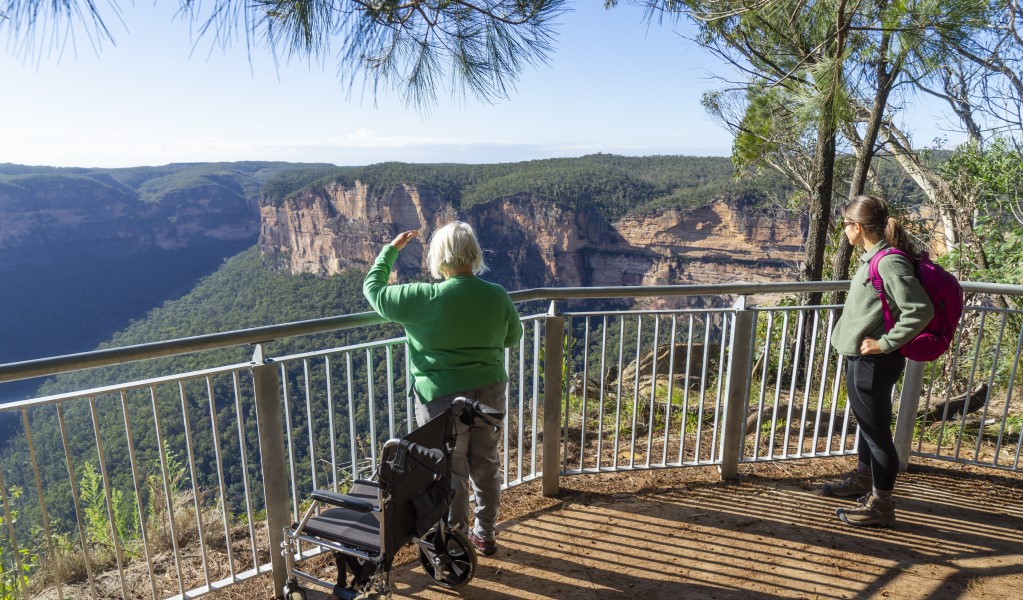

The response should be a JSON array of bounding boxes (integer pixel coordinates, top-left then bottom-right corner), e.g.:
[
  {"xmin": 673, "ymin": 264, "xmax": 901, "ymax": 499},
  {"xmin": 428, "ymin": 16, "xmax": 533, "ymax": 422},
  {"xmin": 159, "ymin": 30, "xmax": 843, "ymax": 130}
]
[
  {"xmin": 474, "ymin": 409, "xmax": 501, "ymax": 430},
  {"xmin": 453, "ymin": 397, "xmax": 504, "ymax": 431}
]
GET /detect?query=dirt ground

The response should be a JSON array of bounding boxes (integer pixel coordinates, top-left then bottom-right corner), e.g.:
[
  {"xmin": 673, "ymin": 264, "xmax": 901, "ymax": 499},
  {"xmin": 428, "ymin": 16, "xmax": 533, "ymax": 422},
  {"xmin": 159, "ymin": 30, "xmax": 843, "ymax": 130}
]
[{"xmin": 284, "ymin": 456, "xmax": 1023, "ymax": 600}]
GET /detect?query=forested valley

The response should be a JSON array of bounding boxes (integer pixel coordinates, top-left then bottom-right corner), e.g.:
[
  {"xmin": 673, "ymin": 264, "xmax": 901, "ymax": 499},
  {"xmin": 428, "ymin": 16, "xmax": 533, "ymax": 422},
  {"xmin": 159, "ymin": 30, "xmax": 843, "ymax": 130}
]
[
  {"xmin": 1, "ymin": 148, "xmax": 1019, "ymax": 600},
  {"xmin": 0, "ymin": 153, "xmax": 802, "ymax": 552}
]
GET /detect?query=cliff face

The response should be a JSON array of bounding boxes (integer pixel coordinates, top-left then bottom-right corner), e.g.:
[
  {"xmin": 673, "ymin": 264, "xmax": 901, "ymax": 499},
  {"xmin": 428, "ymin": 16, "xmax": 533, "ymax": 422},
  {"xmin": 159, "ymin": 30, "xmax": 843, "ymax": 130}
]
[
  {"xmin": 260, "ymin": 182, "xmax": 805, "ymax": 298},
  {"xmin": 260, "ymin": 181, "xmax": 454, "ymax": 278},
  {"xmin": 0, "ymin": 175, "xmax": 259, "ymax": 257}
]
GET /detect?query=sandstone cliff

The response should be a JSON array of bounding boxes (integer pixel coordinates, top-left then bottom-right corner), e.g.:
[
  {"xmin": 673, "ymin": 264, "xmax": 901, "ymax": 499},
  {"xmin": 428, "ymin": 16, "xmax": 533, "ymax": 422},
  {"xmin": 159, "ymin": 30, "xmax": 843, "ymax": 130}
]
[{"xmin": 260, "ymin": 182, "xmax": 806, "ymax": 300}]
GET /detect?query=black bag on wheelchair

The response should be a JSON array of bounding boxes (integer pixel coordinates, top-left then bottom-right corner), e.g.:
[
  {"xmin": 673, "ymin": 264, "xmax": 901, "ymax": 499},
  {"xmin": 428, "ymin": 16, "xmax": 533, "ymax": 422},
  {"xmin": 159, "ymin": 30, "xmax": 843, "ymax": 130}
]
[{"xmin": 281, "ymin": 398, "xmax": 501, "ymax": 600}]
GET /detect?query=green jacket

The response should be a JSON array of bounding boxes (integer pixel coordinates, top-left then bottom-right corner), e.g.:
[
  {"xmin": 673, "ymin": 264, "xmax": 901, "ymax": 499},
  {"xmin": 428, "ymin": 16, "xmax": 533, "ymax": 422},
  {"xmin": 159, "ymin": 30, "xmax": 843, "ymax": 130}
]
[
  {"xmin": 831, "ymin": 242, "xmax": 934, "ymax": 356},
  {"xmin": 363, "ymin": 245, "xmax": 523, "ymax": 402}
]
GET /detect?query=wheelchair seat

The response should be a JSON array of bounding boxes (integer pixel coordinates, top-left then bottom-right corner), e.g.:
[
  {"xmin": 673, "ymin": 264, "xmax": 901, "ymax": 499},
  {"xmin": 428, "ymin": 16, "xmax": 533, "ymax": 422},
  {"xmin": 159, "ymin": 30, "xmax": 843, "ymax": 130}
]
[{"xmin": 293, "ymin": 481, "xmax": 381, "ymax": 555}]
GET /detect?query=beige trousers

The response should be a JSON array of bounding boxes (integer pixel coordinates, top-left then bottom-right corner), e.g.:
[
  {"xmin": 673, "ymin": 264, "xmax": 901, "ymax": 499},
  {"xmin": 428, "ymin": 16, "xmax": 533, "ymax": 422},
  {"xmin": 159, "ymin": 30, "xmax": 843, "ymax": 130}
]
[{"xmin": 414, "ymin": 381, "xmax": 506, "ymax": 541}]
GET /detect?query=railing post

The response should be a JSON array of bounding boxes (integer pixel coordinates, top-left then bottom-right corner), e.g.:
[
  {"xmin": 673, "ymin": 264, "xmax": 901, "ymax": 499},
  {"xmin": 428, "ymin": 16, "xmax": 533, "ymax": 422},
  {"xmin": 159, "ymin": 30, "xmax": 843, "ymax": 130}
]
[
  {"xmin": 251, "ymin": 344, "xmax": 290, "ymax": 599},
  {"xmin": 542, "ymin": 302, "xmax": 564, "ymax": 497},
  {"xmin": 894, "ymin": 359, "xmax": 926, "ymax": 471},
  {"xmin": 719, "ymin": 297, "xmax": 754, "ymax": 480}
]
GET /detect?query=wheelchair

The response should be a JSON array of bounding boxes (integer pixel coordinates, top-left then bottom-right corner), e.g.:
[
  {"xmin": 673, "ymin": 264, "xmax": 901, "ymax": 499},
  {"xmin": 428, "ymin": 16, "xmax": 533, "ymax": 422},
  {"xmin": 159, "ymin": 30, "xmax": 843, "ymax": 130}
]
[{"xmin": 281, "ymin": 397, "xmax": 503, "ymax": 600}]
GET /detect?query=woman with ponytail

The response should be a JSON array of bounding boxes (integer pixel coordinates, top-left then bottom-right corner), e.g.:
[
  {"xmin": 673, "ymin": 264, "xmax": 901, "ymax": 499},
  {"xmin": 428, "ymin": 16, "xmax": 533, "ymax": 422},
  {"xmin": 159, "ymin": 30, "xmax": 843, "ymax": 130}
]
[{"xmin": 823, "ymin": 195, "xmax": 933, "ymax": 527}]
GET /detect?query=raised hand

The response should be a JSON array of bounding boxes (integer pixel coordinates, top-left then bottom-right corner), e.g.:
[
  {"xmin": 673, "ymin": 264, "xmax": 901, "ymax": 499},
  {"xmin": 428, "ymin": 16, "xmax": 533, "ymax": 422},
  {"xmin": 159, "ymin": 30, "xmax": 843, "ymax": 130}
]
[{"xmin": 391, "ymin": 230, "xmax": 419, "ymax": 250}]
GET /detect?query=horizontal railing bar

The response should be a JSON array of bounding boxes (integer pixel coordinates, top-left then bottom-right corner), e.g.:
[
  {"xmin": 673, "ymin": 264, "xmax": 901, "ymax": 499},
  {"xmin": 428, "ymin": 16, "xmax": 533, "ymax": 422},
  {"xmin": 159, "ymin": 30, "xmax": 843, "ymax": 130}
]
[
  {"xmin": 965, "ymin": 304, "xmax": 1023, "ymax": 315},
  {"xmin": 563, "ymin": 303, "xmax": 846, "ymax": 317},
  {"xmin": 0, "ymin": 362, "xmax": 253, "ymax": 411},
  {"xmin": 271, "ymin": 336, "xmax": 407, "ymax": 363},
  {"xmin": 754, "ymin": 304, "xmax": 844, "ymax": 312},
  {"xmin": 0, "ymin": 311, "xmax": 385, "ymax": 384},
  {"xmin": 563, "ymin": 307, "xmax": 734, "ymax": 317},
  {"xmin": 503, "ymin": 473, "xmax": 542, "ymax": 488},
  {"xmin": 561, "ymin": 462, "xmax": 718, "ymax": 476},
  {"xmin": 740, "ymin": 450, "xmax": 855, "ymax": 463},
  {"xmin": 513, "ymin": 280, "xmax": 1022, "ymax": 302},
  {"xmin": 508, "ymin": 280, "xmax": 851, "ymax": 302},
  {"xmin": 1, "ymin": 280, "xmax": 1019, "ymax": 386},
  {"xmin": 165, "ymin": 565, "xmax": 271, "ymax": 600},
  {"xmin": 960, "ymin": 282, "xmax": 1023, "ymax": 296}
]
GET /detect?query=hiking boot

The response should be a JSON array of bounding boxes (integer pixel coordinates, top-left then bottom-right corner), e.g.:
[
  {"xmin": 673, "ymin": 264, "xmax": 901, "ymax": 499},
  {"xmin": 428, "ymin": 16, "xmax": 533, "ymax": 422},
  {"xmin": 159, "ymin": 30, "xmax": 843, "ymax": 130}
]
[
  {"xmin": 821, "ymin": 470, "xmax": 872, "ymax": 497},
  {"xmin": 835, "ymin": 495, "xmax": 896, "ymax": 527},
  {"xmin": 469, "ymin": 532, "xmax": 497, "ymax": 556}
]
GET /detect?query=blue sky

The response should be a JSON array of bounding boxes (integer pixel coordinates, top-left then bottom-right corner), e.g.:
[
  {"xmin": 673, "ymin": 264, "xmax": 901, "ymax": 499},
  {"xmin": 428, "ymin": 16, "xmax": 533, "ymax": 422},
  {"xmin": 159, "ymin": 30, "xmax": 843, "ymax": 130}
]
[{"xmin": 2, "ymin": 2, "xmax": 955, "ymax": 169}]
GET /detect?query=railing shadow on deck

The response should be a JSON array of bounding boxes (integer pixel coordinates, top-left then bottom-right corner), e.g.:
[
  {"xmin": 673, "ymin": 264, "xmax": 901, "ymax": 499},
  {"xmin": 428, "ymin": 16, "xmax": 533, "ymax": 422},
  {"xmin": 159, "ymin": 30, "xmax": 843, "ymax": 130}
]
[{"xmin": 302, "ymin": 459, "xmax": 1023, "ymax": 600}]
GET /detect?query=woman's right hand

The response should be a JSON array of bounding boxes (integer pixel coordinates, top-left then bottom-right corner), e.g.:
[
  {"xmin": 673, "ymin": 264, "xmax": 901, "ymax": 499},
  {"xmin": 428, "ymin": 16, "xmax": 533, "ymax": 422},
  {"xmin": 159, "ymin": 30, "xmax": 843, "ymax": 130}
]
[
  {"xmin": 859, "ymin": 337, "xmax": 883, "ymax": 355},
  {"xmin": 390, "ymin": 230, "xmax": 419, "ymax": 250}
]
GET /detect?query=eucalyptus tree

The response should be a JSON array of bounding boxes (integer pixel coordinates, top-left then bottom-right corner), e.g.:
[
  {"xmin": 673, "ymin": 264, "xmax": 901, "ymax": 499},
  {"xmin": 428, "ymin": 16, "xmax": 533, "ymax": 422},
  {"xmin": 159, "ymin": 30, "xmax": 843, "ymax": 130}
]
[
  {"xmin": 924, "ymin": 1, "xmax": 1023, "ymax": 140},
  {"xmin": 829, "ymin": 0, "xmax": 996, "ymax": 283},
  {"xmin": 0, "ymin": 0, "xmax": 566, "ymax": 110},
  {"xmin": 636, "ymin": 0, "xmax": 854, "ymax": 301},
  {"xmin": 939, "ymin": 137, "xmax": 1023, "ymax": 299},
  {"xmin": 635, "ymin": 0, "xmax": 1021, "ymax": 287},
  {"xmin": 868, "ymin": 2, "xmax": 1023, "ymax": 282}
]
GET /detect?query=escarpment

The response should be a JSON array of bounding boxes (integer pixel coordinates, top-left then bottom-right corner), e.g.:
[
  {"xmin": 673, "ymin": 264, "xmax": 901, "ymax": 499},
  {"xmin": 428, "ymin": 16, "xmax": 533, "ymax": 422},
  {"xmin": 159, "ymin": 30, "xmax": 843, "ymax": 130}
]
[{"xmin": 259, "ymin": 182, "xmax": 806, "ymax": 300}]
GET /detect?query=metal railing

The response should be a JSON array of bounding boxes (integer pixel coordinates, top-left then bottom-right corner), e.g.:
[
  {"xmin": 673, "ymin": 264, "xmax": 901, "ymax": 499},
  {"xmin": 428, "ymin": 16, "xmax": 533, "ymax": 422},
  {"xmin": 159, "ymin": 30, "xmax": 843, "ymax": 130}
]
[{"xmin": 0, "ymin": 281, "xmax": 1021, "ymax": 600}]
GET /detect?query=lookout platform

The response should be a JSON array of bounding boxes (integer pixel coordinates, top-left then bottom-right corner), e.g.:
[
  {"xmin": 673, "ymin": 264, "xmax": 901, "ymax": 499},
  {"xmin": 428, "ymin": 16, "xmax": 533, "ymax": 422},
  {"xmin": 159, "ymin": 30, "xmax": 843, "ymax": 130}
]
[{"xmin": 299, "ymin": 458, "xmax": 1023, "ymax": 600}]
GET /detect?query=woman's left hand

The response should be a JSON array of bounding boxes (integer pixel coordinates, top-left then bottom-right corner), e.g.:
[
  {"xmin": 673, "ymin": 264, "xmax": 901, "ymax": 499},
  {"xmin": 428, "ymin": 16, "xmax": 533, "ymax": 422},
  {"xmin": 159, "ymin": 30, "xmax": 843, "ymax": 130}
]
[{"xmin": 859, "ymin": 338, "xmax": 883, "ymax": 355}]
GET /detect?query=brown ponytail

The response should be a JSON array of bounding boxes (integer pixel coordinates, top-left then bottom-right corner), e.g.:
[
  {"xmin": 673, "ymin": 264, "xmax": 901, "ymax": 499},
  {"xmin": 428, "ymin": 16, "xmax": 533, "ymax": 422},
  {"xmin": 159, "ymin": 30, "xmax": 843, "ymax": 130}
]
[{"xmin": 843, "ymin": 195, "xmax": 917, "ymax": 256}]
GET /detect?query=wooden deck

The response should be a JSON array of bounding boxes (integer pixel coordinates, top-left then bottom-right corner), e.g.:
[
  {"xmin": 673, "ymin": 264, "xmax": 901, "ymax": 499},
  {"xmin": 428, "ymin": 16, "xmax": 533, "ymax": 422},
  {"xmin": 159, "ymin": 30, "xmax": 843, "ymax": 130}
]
[{"xmin": 300, "ymin": 458, "xmax": 1023, "ymax": 600}]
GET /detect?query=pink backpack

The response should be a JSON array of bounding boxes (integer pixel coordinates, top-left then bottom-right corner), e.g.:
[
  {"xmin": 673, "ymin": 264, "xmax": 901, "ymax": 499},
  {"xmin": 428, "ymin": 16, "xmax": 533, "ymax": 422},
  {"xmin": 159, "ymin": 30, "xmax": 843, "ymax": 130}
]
[{"xmin": 868, "ymin": 248, "xmax": 964, "ymax": 362}]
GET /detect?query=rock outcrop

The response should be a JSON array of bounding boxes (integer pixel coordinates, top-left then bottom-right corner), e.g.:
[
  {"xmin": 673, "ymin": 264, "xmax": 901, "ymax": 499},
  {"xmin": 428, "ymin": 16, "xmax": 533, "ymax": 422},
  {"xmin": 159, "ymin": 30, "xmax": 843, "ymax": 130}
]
[{"xmin": 260, "ymin": 182, "xmax": 806, "ymax": 301}]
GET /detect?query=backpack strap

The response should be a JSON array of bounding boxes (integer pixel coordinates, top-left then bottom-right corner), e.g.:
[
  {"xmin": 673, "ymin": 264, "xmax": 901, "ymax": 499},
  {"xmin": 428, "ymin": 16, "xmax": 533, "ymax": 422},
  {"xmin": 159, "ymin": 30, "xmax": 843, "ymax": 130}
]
[{"xmin": 867, "ymin": 247, "xmax": 912, "ymax": 332}]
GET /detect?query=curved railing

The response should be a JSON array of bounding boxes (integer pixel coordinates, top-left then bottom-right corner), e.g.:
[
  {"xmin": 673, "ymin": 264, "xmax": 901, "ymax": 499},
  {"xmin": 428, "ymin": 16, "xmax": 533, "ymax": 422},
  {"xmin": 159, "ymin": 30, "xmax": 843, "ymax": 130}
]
[{"xmin": 0, "ymin": 280, "xmax": 1020, "ymax": 600}]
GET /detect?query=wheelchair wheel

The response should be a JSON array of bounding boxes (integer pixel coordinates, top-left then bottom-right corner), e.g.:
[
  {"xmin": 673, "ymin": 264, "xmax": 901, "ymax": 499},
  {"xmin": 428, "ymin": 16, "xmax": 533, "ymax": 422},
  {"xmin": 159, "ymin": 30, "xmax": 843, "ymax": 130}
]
[
  {"xmin": 417, "ymin": 528, "xmax": 477, "ymax": 589},
  {"xmin": 283, "ymin": 580, "xmax": 307, "ymax": 600}
]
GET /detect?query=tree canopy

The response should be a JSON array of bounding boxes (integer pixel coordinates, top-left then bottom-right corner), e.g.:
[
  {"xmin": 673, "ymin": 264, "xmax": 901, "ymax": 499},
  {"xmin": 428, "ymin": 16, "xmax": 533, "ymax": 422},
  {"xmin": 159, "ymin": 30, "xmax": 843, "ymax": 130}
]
[
  {"xmin": 0, "ymin": 0, "xmax": 567, "ymax": 110},
  {"xmin": 635, "ymin": 0, "xmax": 1023, "ymax": 289}
]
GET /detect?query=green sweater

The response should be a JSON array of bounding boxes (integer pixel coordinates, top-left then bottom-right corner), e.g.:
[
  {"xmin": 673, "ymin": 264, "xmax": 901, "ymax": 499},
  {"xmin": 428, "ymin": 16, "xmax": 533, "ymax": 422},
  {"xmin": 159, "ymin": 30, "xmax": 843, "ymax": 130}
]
[
  {"xmin": 831, "ymin": 242, "xmax": 934, "ymax": 356},
  {"xmin": 363, "ymin": 245, "xmax": 523, "ymax": 402}
]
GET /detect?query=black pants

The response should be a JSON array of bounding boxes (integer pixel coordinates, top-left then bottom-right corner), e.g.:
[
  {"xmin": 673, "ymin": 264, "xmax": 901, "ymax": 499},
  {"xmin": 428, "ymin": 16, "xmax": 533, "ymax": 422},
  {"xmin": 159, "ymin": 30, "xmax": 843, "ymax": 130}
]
[{"xmin": 846, "ymin": 353, "xmax": 906, "ymax": 492}]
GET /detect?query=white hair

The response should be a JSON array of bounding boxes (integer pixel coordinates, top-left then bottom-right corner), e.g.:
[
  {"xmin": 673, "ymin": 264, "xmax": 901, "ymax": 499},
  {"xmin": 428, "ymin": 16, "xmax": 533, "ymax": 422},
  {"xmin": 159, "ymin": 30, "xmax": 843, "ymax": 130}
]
[{"xmin": 427, "ymin": 221, "xmax": 488, "ymax": 279}]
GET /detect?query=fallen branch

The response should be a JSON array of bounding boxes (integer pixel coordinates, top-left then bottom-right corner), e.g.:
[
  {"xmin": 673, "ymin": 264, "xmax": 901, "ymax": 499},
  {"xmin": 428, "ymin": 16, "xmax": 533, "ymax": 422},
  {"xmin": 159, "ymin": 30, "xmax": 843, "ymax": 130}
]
[{"xmin": 917, "ymin": 383, "xmax": 989, "ymax": 425}]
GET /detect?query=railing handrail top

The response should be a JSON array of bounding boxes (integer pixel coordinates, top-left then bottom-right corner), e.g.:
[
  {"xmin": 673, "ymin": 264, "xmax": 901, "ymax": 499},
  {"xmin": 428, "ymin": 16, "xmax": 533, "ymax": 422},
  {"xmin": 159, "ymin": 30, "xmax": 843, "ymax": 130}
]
[
  {"xmin": 1, "ymin": 279, "xmax": 1019, "ymax": 386},
  {"xmin": 506, "ymin": 280, "xmax": 849, "ymax": 302},
  {"xmin": 0, "ymin": 361, "xmax": 255, "ymax": 410},
  {"xmin": 0, "ymin": 311, "xmax": 385, "ymax": 385}
]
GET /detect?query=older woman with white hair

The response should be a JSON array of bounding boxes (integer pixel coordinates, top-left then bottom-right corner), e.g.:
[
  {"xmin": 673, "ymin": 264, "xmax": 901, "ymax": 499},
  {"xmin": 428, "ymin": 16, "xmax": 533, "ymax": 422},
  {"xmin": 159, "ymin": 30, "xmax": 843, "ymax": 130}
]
[{"xmin": 363, "ymin": 221, "xmax": 522, "ymax": 556}]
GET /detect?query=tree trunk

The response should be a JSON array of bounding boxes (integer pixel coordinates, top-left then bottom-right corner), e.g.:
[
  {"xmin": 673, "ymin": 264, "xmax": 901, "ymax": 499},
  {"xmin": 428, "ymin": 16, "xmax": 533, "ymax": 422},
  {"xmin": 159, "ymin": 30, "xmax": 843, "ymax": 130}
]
[
  {"xmin": 797, "ymin": 2, "xmax": 850, "ymax": 385},
  {"xmin": 917, "ymin": 383, "xmax": 988, "ymax": 424},
  {"xmin": 879, "ymin": 124, "xmax": 992, "ymax": 269},
  {"xmin": 803, "ymin": 119, "xmax": 838, "ymax": 301},
  {"xmin": 831, "ymin": 20, "xmax": 899, "ymax": 303},
  {"xmin": 878, "ymin": 124, "xmax": 962, "ymax": 249}
]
